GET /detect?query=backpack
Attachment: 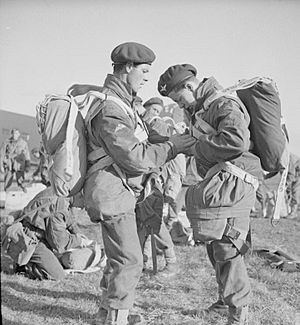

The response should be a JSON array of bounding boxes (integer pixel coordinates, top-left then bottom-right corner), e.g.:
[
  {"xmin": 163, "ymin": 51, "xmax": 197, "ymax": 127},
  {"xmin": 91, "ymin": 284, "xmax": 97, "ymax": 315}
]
[
  {"xmin": 202, "ymin": 77, "xmax": 289, "ymax": 173},
  {"xmin": 36, "ymin": 84, "xmax": 141, "ymax": 198},
  {"xmin": 36, "ymin": 84, "xmax": 108, "ymax": 197},
  {"xmin": 201, "ymin": 77, "xmax": 289, "ymax": 221},
  {"xmin": 36, "ymin": 94, "xmax": 87, "ymax": 197}
]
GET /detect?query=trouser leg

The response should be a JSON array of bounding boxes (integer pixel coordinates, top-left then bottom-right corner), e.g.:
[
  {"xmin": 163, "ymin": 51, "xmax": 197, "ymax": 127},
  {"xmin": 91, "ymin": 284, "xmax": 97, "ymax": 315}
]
[
  {"xmin": 211, "ymin": 236, "xmax": 251, "ymax": 308},
  {"xmin": 100, "ymin": 212, "xmax": 143, "ymax": 310},
  {"xmin": 206, "ymin": 242, "xmax": 224, "ymax": 300},
  {"xmin": 16, "ymin": 170, "xmax": 25, "ymax": 189},
  {"xmin": 29, "ymin": 241, "xmax": 66, "ymax": 281},
  {"xmin": 155, "ymin": 221, "xmax": 176, "ymax": 264},
  {"xmin": 4, "ymin": 170, "xmax": 14, "ymax": 191}
]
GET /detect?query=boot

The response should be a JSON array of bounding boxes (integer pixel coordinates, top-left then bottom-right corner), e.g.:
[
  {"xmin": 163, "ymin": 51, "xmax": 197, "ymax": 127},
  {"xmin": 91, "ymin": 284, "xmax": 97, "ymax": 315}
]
[
  {"xmin": 287, "ymin": 205, "xmax": 298, "ymax": 219},
  {"xmin": 206, "ymin": 298, "xmax": 228, "ymax": 315},
  {"xmin": 227, "ymin": 306, "xmax": 249, "ymax": 325},
  {"xmin": 92, "ymin": 306, "xmax": 107, "ymax": 325},
  {"xmin": 159, "ymin": 262, "xmax": 179, "ymax": 278},
  {"xmin": 104, "ymin": 308, "xmax": 129, "ymax": 325}
]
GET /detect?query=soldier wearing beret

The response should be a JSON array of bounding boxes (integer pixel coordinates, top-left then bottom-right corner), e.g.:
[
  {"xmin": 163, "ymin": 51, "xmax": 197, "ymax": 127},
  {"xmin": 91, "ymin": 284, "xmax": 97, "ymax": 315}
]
[
  {"xmin": 84, "ymin": 43, "xmax": 196, "ymax": 325},
  {"xmin": 158, "ymin": 64, "xmax": 262, "ymax": 325},
  {"xmin": 142, "ymin": 97, "xmax": 164, "ymax": 124}
]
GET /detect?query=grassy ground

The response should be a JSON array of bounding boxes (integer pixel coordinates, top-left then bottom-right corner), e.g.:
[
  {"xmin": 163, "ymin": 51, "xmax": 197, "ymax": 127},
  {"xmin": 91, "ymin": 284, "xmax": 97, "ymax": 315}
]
[{"xmin": 1, "ymin": 197, "xmax": 300, "ymax": 325}]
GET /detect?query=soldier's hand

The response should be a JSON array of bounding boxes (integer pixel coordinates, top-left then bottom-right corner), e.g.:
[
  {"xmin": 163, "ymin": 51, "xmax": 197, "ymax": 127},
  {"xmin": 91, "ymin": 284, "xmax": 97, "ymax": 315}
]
[
  {"xmin": 182, "ymin": 143, "xmax": 197, "ymax": 156},
  {"xmin": 0, "ymin": 166, "xmax": 4, "ymax": 174},
  {"xmin": 79, "ymin": 234, "xmax": 94, "ymax": 247},
  {"xmin": 169, "ymin": 134, "xmax": 197, "ymax": 154}
]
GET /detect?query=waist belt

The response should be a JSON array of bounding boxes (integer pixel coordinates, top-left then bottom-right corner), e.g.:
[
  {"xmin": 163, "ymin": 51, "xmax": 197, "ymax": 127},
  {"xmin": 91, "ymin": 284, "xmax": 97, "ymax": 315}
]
[{"xmin": 206, "ymin": 161, "xmax": 259, "ymax": 190}]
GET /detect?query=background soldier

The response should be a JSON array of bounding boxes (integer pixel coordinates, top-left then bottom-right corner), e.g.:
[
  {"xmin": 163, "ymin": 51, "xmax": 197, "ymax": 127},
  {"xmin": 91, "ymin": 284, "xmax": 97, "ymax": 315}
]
[{"xmin": 0, "ymin": 128, "xmax": 31, "ymax": 195}]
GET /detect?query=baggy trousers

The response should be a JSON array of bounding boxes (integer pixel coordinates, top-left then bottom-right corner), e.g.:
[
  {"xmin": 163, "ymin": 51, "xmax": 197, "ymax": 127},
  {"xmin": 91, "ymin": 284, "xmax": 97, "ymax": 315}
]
[
  {"xmin": 206, "ymin": 234, "xmax": 250, "ymax": 308},
  {"xmin": 100, "ymin": 212, "xmax": 143, "ymax": 310},
  {"xmin": 29, "ymin": 241, "xmax": 66, "ymax": 281}
]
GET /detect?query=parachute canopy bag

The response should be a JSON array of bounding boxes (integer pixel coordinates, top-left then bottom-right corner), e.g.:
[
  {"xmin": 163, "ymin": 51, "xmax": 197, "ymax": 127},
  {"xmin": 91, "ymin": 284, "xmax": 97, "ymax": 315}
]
[
  {"xmin": 36, "ymin": 95, "xmax": 87, "ymax": 197},
  {"xmin": 236, "ymin": 80, "xmax": 286, "ymax": 173}
]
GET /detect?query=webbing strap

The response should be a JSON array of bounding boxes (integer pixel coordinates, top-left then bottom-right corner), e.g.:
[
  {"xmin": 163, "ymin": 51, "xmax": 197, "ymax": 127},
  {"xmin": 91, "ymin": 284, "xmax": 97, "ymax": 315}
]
[
  {"xmin": 64, "ymin": 97, "xmax": 78, "ymax": 178},
  {"xmin": 88, "ymin": 147, "xmax": 107, "ymax": 162},
  {"xmin": 206, "ymin": 161, "xmax": 259, "ymax": 190}
]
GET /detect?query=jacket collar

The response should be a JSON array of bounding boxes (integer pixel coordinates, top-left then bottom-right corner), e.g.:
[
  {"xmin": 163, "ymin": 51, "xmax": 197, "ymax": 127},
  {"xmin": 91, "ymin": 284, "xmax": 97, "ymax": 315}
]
[
  {"xmin": 103, "ymin": 74, "xmax": 133, "ymax": 107},
  {"xmin": 194, "ymin": 77, "xmax": 223, "ymax": 112}
]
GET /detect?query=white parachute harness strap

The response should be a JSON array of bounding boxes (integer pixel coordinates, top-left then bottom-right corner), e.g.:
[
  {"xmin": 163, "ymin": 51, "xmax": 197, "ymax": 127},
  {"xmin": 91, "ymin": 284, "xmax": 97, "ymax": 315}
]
[{"xmin": 64, "ymin": 96, "xmax": 78, "ymax": 179}]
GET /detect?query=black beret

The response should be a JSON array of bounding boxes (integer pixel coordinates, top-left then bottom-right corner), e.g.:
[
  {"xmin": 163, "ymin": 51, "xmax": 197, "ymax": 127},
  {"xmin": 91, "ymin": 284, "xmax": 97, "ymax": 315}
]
[
  {"xmin": 144, "ymin": 97, "xmax": 164, "ymax": 108},
  {"xmin": 111, "ymin": 42, "xmax": 156, "ymax": 65},
  {"xmin": 158, "ymin": 64, "xmax": 197, "ymax": 96}
]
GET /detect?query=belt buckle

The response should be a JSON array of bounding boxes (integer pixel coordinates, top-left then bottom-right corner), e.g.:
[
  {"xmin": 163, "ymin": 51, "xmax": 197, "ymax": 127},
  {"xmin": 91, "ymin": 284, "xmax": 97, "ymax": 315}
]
[{"xmin": 244, "ymin": 173, "xmax": 253, "ymax": 185}]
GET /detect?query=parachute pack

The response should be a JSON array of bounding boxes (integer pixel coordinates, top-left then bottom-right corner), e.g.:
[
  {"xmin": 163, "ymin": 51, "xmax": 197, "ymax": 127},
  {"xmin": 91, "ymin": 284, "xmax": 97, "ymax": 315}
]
[
  {"xmin": 36, "ymin": 84, "xmax": 139, "ymax": 198},
  {"xmin": 200, "ymin": 77, "xmax": 289, "ymax": 221}
]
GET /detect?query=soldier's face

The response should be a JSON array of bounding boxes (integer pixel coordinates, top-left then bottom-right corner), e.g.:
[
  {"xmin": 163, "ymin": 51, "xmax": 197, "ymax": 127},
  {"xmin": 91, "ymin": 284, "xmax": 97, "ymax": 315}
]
[
  {"xmin": 143, "ymin": 104, "xmax": 162, "ymax": 121},
  {"xmin": 12, "ymin": 130, "xmax": 20, "ymax": 140},
  {"xmin": 169, "ymin": 87, "xmax": 196, "ymax": 110},
  {"xmin": 127, "ymin": 63, "xmax": 151, "ymax": 93}
]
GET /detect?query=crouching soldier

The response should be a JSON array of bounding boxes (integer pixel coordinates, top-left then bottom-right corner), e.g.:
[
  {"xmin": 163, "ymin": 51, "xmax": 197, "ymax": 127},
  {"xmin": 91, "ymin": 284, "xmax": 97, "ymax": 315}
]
[
  {"xmin": 158, "ymin": 64, "xmax": 262, "ymax": 325},
  {"xmin": 1, "ymin": 187, "xmax": 96, "ymax": 280}
]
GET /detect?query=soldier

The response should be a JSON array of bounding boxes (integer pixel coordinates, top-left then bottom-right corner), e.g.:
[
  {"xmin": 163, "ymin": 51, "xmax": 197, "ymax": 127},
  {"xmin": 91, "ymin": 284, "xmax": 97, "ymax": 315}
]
[
  {"xmin": 158, "ymin": 64, "xmax": 261, "ymax": 325},
  {"xmin": 2, "ymin": 187, "xmax": 96, "ymax": 280},
  {"xmin": 0, "ymin": 128, "xmax": 31, "ymax": 195},
  {"xmin": 286, "ymin": 153, "xmax": 300, "ymax": 218},
  {"xmin": 138, "ymin": 97, "xmax": 182, "ymax": 276},
  {"xmin": 142, "ymin": 97, "xmax": 164, "ymax": 124},
  {"xmin": 83, "ymin": 43, "xmax": 196, "ymax": 325},
  {"xmin": 31, "ymin": 144, "xmax": 50, "ymax": 187}
]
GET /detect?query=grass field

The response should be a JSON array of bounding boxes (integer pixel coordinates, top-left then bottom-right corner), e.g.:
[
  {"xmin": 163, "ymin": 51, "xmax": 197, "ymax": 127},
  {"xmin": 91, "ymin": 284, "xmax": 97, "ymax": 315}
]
[{"xmin": 1, "ymin": 202, "xmax": 300, "ymax": 325}]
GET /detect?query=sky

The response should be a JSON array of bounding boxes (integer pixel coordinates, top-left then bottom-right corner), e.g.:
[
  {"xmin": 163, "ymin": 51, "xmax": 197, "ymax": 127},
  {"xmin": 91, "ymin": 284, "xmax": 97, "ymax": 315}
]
[{"xmin": 0, "ymin": 0, "xmax": 300, "ymax": 156}]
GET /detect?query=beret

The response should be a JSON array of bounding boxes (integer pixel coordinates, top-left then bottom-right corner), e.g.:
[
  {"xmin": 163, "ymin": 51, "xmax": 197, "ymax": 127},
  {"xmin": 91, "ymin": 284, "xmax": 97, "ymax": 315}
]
[
  {"xmin": 158, "ymin": 64, "xmax": 197, "ymax": 96},
  {"xmin": 111, "ymin": 42, "xmax": 156, "ymax": 65},
  {"xmin": 144, "ymin": 97, "xmax": 164, "ymax": 108}
]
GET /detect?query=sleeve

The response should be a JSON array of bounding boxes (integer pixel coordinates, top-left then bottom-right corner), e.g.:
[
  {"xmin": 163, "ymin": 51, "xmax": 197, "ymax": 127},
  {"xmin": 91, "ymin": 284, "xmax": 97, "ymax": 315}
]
[
  {"xmin": 194, "ymin": 99, "xmax": 251, "ymax": 164},
  {"xmin": 91, "ymin": 102, "xmax": 176, "ymax": 175},
  {"xmin": 45, "ymin": 211, "xmax": 82, "ymax": 253}
]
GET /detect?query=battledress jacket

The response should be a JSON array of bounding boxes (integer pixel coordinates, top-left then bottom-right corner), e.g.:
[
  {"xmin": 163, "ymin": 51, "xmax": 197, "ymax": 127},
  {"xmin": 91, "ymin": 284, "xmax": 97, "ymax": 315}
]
[
  {"xmin": 186, "ymin": 77, "xmax": 262, "ymax": 221},
  {"xmin": 84, "ymin": 74, "xmax": 177, "ymax": 218}
]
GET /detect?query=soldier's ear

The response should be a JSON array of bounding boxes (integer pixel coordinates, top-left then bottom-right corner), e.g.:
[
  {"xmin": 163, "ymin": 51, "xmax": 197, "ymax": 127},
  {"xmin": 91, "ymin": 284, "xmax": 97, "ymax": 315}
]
[{"xmin": 125, "ymin": 63, "xmax": 134, "ymax": 73}]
